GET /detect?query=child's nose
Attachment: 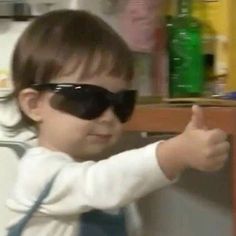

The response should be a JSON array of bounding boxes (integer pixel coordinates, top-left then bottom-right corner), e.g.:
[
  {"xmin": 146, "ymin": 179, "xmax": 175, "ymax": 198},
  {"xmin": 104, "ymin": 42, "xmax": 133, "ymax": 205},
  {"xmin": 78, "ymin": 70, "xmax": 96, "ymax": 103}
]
[{"xmin": 98, "ymin": 107, "xmax": 117, "ymax": 123}]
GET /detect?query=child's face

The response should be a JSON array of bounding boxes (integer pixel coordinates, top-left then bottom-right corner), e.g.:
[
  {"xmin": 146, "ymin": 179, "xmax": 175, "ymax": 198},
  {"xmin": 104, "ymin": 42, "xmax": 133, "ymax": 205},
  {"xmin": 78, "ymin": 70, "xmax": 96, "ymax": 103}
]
[{"xmin": 37, "ymin": 73, "xmax": 131, "ymax": 161}]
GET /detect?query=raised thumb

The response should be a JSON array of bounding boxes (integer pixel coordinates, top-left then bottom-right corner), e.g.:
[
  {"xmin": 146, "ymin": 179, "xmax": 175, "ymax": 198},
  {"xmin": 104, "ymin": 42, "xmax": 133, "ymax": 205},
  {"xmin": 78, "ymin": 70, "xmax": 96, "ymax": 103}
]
[{"xmin": 186, "ymin": 105, "xmax": 207, "ymax": 130}]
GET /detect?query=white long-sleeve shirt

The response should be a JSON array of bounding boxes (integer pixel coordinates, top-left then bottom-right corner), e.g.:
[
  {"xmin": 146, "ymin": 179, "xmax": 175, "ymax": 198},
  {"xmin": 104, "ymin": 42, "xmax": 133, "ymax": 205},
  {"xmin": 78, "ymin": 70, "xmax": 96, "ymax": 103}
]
[{"xmin": 6, "ymin": 141, "xmax": 173, "ymax": 236}]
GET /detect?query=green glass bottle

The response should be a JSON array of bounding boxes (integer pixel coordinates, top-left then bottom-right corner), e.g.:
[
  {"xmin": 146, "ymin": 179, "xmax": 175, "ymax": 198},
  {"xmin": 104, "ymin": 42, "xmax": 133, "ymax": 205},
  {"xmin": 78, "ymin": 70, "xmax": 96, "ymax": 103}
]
[{"xmin": 168, "ymin": 0, "xmax": 204, "ymax": 97}]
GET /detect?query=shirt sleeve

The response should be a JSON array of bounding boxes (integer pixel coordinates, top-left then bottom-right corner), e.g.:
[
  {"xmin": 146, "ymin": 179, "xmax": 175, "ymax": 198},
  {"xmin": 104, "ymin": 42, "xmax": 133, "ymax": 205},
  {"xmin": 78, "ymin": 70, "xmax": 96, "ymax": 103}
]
[{"xmin": 7, "ymin": 142, "xmax": 174, "ymax": 215}]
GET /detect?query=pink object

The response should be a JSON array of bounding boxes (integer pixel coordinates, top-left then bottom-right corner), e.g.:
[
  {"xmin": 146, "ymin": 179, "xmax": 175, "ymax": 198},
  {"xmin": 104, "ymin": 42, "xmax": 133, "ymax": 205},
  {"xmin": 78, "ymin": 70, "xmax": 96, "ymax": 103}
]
[
  {"xmin": 119, "ymin": 0, "xmax": 162, "ymax": 52},
  {"xmin": 119, "ymin": 0, "xmax": 169, "ymax": 96}
]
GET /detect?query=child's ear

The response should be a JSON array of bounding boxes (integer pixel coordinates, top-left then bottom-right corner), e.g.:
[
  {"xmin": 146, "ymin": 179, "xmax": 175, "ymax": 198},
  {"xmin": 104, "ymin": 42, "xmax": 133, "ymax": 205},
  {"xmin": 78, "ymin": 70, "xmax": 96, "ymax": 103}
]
[{"xmin": 18, "ymin": 88, "xmax": 43, "ymax": 122}]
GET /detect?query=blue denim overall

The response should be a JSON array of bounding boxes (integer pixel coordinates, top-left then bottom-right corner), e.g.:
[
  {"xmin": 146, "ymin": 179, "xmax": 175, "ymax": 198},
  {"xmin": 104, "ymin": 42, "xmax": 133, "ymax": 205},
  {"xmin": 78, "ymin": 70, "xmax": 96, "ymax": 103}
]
[{"xmin": 7, "ymin": 171, "xmax": 127, "ymax": 236}]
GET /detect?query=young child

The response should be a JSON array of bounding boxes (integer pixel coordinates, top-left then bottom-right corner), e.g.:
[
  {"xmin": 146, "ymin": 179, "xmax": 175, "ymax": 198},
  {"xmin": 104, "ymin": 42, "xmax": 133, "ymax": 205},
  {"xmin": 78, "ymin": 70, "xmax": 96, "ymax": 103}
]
[{"xmin": 3, "ymin": 9, "xmax": 229, "ymax": 236}]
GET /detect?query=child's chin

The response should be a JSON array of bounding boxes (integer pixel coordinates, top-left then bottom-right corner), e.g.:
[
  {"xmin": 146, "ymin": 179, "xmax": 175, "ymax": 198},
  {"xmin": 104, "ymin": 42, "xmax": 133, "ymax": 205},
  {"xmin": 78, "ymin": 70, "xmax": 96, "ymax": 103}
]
[{"xmin": 85, "ymin": 144, "xmax": 116, "ymax": 161}]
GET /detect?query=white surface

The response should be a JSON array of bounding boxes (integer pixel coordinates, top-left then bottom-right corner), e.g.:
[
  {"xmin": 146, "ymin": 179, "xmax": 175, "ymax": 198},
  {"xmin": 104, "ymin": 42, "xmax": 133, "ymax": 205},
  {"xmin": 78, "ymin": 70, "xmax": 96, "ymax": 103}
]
[{"xmin": 0, "ymin": 21, "xmax": 29, "ymax": 72}]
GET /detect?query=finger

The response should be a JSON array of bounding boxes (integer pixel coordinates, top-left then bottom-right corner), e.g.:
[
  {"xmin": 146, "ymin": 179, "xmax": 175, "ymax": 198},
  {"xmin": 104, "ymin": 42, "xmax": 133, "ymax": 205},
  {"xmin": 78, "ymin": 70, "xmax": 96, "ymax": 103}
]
[
  {"xmin": 208, "ymin": 142, "xmax": 230, "ymax": 157},
  {"xmin": 212, "ymin": 154, "xmax": 228, "ymax": 170},
  {"xmin": 189, "ymin": 105, "xmax": 207, "ymax": 130},
  {"xmin": 204, "ymin": 155, "xmax": 228, "ymax": 172},
  {"xmin": 208, "ymin": 129, "xmax": 228, "ymax": 144},
  {"xmin": 215, "ymin": 154, "xmax": 228, "ymax": 163}
]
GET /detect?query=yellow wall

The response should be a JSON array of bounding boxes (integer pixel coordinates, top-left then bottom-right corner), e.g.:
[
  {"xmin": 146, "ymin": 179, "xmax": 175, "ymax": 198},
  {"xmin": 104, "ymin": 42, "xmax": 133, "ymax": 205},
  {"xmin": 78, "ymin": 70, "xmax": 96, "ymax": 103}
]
[
  {"xmin": 193, "ymin": 1, "xmax": 228, "ymax": 36},
  {"xmin": 193, "ymin": 0, "xmax": 229, "ymax": 80},
  {"xmin": 227, "ymin": 0, "xmax": 236, "ymax": 91}
]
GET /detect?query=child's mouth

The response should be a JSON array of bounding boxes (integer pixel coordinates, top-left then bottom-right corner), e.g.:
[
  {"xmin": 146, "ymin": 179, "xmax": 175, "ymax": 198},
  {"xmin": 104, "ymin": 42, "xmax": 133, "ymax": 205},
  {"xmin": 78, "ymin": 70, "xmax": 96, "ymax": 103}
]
[{"xmin": 89, "ymin": 134, "xmax": 112, "ymax": 141}]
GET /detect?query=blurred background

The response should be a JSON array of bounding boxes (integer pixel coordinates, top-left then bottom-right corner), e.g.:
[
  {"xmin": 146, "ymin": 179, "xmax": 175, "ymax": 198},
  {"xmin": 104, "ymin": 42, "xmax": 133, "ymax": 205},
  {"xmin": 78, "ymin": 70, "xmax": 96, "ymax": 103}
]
[{"xmin": 0, "ymin": 1, "xmax": 234, "ymax": 235}]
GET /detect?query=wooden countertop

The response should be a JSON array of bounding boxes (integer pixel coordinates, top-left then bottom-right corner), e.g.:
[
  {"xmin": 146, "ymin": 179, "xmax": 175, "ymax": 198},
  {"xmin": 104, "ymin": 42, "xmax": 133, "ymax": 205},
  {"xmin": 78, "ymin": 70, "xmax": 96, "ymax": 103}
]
[{"xmin": 125, "ymin": 104, "xmax": 236, "ymax": 134}]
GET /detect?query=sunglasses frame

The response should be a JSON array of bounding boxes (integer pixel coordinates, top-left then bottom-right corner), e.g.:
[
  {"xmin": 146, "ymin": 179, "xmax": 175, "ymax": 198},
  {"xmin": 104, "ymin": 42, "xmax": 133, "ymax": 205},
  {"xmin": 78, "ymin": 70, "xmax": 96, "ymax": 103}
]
[{"xmin": 31, "ymin": 83, "xmax": 137, "ymax": 123}]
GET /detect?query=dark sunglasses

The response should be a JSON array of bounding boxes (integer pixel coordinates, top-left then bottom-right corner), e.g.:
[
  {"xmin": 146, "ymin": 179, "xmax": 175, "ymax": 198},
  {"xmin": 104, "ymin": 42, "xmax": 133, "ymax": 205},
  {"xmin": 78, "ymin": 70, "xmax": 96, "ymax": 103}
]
[{"xmin": 32, "ymin": 83, "xmax": 137, "ymax": 123}]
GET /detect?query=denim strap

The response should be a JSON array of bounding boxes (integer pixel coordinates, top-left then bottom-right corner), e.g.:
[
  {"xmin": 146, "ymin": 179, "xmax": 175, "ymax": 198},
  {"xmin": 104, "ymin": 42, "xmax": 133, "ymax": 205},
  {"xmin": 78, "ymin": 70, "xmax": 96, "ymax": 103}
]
[
  {"xmin": 7, "ymin": 171, "xmax": 60, "ymax": 236},
  {"xmin": 79, "ymin": 208, "xmax": 127, "ymax": 236},
  {"xmin": 7, "ymin": 170, "xmax": 127, "ymax": 236}
]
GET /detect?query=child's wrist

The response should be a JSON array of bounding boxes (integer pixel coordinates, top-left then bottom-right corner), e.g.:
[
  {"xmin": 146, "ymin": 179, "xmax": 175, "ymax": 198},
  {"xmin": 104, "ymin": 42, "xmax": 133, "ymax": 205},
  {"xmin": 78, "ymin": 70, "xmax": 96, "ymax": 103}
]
[{"xmin": 156, "ymin": 136, "xmax": 188, "ymax": 180}]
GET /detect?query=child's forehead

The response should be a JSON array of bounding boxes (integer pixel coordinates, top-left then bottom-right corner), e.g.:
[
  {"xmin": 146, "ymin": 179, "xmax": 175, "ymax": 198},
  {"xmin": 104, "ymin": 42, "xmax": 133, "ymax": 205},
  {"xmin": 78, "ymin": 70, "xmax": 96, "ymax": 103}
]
[
  {"xmin": 54, "ymin": 52, "xmax": 131, "ymax": 85},
  {"xmin": 63, "ymin": 51, "xmax": 116, "ymax": 78}
]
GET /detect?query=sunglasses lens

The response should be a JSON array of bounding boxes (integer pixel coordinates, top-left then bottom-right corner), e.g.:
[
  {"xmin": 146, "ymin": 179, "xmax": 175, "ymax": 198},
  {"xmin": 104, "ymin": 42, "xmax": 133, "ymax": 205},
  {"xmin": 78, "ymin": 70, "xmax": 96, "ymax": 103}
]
[
  {"xmin": 50, "ymin": 87, "xmax": 109, "ymax": 120},
  {"xmin": 113, "ymin": 91, "xmax": 136, "ymax": 123},
  {"xmin": 38, "ymin": 83, "xmax": 136, "ymax": 122}
]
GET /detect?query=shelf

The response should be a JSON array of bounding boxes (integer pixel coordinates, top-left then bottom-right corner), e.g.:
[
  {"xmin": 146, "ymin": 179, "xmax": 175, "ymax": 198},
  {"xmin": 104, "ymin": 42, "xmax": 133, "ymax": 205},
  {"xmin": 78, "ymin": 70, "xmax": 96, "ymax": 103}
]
[{"xmin": 125, "ymin": 105, "xmax": 236, "ymax": 133}]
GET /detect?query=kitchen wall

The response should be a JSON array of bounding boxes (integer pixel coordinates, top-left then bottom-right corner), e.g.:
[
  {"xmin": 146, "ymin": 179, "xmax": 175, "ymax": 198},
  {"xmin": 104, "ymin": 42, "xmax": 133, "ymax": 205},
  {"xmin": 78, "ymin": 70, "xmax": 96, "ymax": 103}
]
[{"xmin": 0, "ymin": 1, "xmax": 233, "ymax": 235}]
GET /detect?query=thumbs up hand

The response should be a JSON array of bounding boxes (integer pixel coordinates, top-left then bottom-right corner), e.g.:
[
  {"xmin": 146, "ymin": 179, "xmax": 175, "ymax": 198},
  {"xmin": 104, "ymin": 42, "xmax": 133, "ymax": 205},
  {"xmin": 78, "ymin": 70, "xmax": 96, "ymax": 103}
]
[
  {"xmin": 183, "ymin": 105, "xmax": 229, "ymax": 171},
  {"xmin": 157, "ymin": 105, "xmax": 230, "ymax": 180}
]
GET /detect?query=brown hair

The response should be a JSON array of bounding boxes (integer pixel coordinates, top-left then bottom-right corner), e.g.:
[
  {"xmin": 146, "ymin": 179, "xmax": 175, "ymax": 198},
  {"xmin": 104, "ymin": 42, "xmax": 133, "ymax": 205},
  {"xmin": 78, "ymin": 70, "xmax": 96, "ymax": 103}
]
[{"xmin": 1, "ymin": 9, "xmax": 134, "ymax": 134}]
